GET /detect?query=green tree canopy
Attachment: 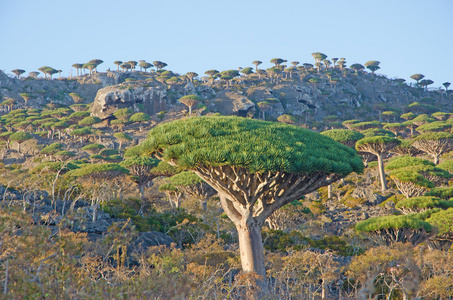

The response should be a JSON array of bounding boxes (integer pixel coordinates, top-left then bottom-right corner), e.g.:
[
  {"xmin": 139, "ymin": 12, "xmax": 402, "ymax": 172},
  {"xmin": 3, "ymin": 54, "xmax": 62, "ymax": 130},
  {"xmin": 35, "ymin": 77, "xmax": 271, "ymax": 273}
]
[{"xmin": 142, "ymin": 116, "xmax": 363, "ymax": 279}]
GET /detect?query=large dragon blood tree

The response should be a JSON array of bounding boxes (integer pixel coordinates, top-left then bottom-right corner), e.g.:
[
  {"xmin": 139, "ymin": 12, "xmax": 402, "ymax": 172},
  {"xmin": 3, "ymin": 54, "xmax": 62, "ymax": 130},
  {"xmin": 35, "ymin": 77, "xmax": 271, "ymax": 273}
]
[{"xmin": 141, "ymin": 116, "xmax": 363, "ymax": 280}]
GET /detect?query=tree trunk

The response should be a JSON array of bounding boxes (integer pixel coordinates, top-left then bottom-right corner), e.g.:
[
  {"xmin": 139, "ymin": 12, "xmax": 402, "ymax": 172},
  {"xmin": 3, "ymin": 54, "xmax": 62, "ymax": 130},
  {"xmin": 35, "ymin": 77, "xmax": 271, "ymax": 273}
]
[
  {"xmin": 327, "ymin": 184, "xmax": 332, "ymax": 199},
  {"xmin": 236, "ymin": 222, "xmax": 266, "ymax": 280},
  {"xmin": 433, "ymin": 154, "xmax": 439, "ymax": 164},
  {"xmin": 377, "ymin": 153, "xmax": 387, "ymax": 192}
]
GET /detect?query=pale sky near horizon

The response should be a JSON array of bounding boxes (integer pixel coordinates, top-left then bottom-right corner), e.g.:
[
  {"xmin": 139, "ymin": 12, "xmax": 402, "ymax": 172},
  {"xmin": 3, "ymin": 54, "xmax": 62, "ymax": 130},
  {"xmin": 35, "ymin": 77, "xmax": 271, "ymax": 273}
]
[{"xmin": 0, "ymin": 0, "xmax": 452, "ymax": 88}]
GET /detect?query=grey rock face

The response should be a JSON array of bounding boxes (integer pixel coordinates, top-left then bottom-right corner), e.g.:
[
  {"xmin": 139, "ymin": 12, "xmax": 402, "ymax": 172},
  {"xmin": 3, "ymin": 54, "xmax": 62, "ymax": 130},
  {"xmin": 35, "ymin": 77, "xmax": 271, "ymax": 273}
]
[
  {"xmin": 90, "ymin": 83, "xmax": 170, "ymax": 119},
  {"xmin": 209, "ymin": 91, "xmax": 255, "ymax": 117}
]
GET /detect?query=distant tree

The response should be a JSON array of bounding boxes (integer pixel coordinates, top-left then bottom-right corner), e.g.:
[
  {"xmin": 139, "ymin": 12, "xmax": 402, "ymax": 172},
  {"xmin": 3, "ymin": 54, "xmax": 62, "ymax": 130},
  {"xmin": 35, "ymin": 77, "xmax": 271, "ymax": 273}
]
[
  {"xmin": 240, "ymin": 67, "xmax": 253, "ymax": 76},
  {"xmin": 139, "ymin": 61, "xmax": 153, "ymax": 72},
  {"xmin": 72, "ymin": 63, "xmax": 83, "ymax": 77},
  {"xmin": 78, "ymin": 116, "xmax": 102, "ymax": 127},
  {"xmin": 356, "ymin": 136, "xmax": 401, "ymax": 191},
  {"xmin": 29, "ymin": 71, "xmax": 39, "ymax": 78},
  {"xmin": 314, "ymin": 62, "xmax": 322, "ymax": 73},
  {"xmin": 82, "ymin": 143, "xmax": 105, "ymax": 156},
  {"xmin": 20, "ymin": 93, "xmax": 32, "ymax": 105},
  {"xmin": 11, "ymin": 69, "xmax": 25, "ymax": 79},
  {"xmin": 337, "ymin": 60, "xmax": 346, "ymax": 71},
  {"xmin": 323, "ymin": 59, "xmax": 331, "ymax": 69},
  {"xmin": 419, "ymin": 79, "xmax": 434, "ymax": 91},
  {"xmin": 412, "ymin": 132, "xmax": 453, "ymax": 164},
  {"xmin": 129, "ymin": 112, "xmax": 150, "ymax": 131},
  {"xmin": 381, "ymin": 111, "xmax": 398, "ymax": 122},
  {"xmin": 277, "ymin": 114, "xmax": 297, "ymax": 125},
  {"xmin": 270, "ymin": 58, "xmax": 284, "ymax": 67},
  {"xmin": 410, "ymin": 74, "xmax": 425, "ymax": 86},
  {"xmin": 128, "ymin": 61, "xmax": 138, "ymax": 72},
  {"xmin": 443, "ymin": 82, "xmax": 451, "ymax": 91},
  {"xmin": 120, "ymin": 62, "xmax": 130, "ymax": 72},
  {"xmin": 9, "ymin": 131, "xmax": 33, "ymax": 153},
  {"xmin": 0, "ymin": 132, "xmax": 14, "ymax": 149},
  {"xmin": 364, "ymin": 61, "xmax": 381, "ymax": 74},
  {"xmin": 312, "ymin": 52, "xmax": 327, "ymax": 63},
  {"xmin": 1, "ymin": 98, "xmax": 15, "ymax": 112},
  {"xmin": 68, "ymin": 93, "xmax": 84, "ymax": 104},
  {"xmin": 38, "ymin": 66, "xmax": 58, "ymax": 79},
  {"xmin": 113, "ymin": 108, "xmax": 133, "ymax": 131},
  {"xmin": 40, "ymin": 142, "xmax": 64, "ymax": 159},
  {"xmin": 431, "ymin": 112, "xmax": 450, "ymax": 121},
  {"xmin": 256, "ymin": 101, "xmax": 272, "ymax": 120},
  {"xmin": 252, "ymin": 60, "xmax": 262, "ymax": 71},
  {"xmin": 120, "ymin": 156, "xmax": 160, "ymax": 212},
  {"xmin": 88, "ymin": 59, "xmax": 103, "ymax": 72},
  {"xmin": 349, "ymin": 64, "xmax": 364, "ymax": 74},
  {"xmin": 113, "ymin": 132, "xmax": 133, "ymax": 150},
  {"xmin": 179, "ymin": 95, "xmax": 202, "ymax": 115},
  {"xmin": 383, "ymin": 123, "xmax": 406, "ymax": 136},
  {"xmin": 186, "ymin": 72, "xmax": 198, "ymax": 83},
  {"xmin": 331, "ymin": 58, "xmax": 338, "ymax": 68},
  {"xmin": 205, "ymin": 69, "xmax": 219, "ymax": 78},
  {"xmin": 355, "ymin": 214, "xmax": 432, "ymax": 246},
  {"xmin": 342, "ymin": 119, "xmax": 359, "ymax": 130},
  {"xmin": 83, "ymin": 63, "xmax": 96, "ymax": 75},
  {"xmin": 153, "ymin": 61, "xmax": 167, "ymax": 70},
  {"xmin": 69, "ymin": 127, "xmax": 92, "ymax": 145},
  {"xmin": 168, "ymin": 171, "xmax": 217, "ymax": 209},
  {"xmin": 54, "ymin": 150, "xmax": 75, "ymax": 162},
  {"xmin": 114, "ymin": 61, "xmax": 123, "ymax": 71}
]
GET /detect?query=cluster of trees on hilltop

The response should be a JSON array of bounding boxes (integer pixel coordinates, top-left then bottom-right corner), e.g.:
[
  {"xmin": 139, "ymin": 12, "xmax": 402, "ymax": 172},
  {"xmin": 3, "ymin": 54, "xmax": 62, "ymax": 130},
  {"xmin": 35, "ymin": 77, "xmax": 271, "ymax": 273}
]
[{"xmin": 8, "ymin": 52, "xmax": 451, "ymax": 92}]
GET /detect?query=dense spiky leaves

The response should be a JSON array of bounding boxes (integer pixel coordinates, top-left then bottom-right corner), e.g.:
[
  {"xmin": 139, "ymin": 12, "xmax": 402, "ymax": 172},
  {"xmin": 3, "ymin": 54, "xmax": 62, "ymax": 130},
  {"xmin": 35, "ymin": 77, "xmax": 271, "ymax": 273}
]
[
  {"xmin": 356, "ymin": 215, "xmax": 432, "ymax": 232},
  {"xmin": 143, "ymin": 116, "xmax": 363, "ymax": 175}
]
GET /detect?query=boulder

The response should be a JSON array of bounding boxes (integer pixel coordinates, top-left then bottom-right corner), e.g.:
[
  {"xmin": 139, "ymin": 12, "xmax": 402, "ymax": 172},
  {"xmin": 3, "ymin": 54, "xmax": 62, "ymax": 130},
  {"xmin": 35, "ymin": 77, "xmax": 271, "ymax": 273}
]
[
  {"xmin": 131, "ymin": 231, "xmax": 175, "ymax": 253},
  {"xmin": 90, "ymin": 82, "xmax": 170, "ymax": 119},
  {"xmin": 209, "ymin": 91, "xmax": 255, "ymax": 117}
]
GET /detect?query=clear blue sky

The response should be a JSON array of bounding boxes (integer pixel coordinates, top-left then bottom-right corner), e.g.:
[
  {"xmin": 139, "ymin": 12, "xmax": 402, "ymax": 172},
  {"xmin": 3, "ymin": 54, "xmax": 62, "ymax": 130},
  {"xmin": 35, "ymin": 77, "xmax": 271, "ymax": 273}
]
[{"xmin": 1, "ymin": 0, "xmax": 452, "ymax": 88}]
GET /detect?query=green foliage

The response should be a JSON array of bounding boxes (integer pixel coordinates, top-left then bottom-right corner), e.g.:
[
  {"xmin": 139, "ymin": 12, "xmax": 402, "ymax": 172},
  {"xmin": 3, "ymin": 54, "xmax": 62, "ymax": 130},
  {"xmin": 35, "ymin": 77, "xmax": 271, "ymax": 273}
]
[
  {"xmin": 262, "ymin": 230, "xmax": 358, "ymax": 256},
  {"xmin": 67, "ymin": 163, "xmax": 129, "ymax": 178},
  {"xmin": 169, "ymin": 171, "xmax": 203, "ymax": 187},
  {"xmin": 31, "ymin": 161, "xmax": 80, "ymax": 174},
  {"xmin": 40, "ymin": 143, "xmax": 63, "ymax": 155},
  {"xmin": 426, "ymin": 186, "xmax": 453, "ymax": 199},
  {"xmin": 355, "ymin": 136, "xmax": 400, "ymax": 149},
  {"xmin": 356, "ymin": 215, "xmax": 432, "ymax": 232},
  {"xmin": 321, "ymin": 129, "xmax": 364, "ymax": 144},
  {"xmin": 400, "ymin": 112, "xmax": 416, "ymax": 120},
  {"xmin": 120, "ymin": 156, "xmax": 160, "ymax": 168},
  {"xmin": 99, "ymin": 148, "xmax": 120, "ymax": 157},
  {"xmin": 395, "ymin": 196, "xmax": 453, "ymax": 211},
  {"xmin": 437, "ymin": 160, "xmax": 453, "ymax": 173},
  {"xmin": 113, "ymin": 132, "xmax": 133, "ymax": 141},
  {"xmin": 361, "ymin": 128, "xmax": 395, "ymax": 138},
  {"xmin": 129, "ymin": 112, "xmax": 150, "ymax": 123},
  {"xmin": 70, "ymin": 127, "xmax": 92, "ymax": 137},
  {"xmin": 350, "ymin": 121, "xmax": 381, "ymax": 131},
  {"xmin": 413, "ymin": 132, "xmax": 453, "ymax": 142},
  {"xmin": 78, "ymin": 116, "xmax": 101, "ymax": 127},
  {"xmin": 425, "ymin": 208, "xmax": 453, "ymax": 235},
  {"xmin": 385, "ymin": 156, "xmax": 435, "ymax": 171},
  {"xmin": 114, "ymin": 108, "xmax": 134, "ymax": 121},
  {"xmin": 68, "ymin": 111, "xmax": 90, "ymax": 121},
  {"xmin": 9, "ymin": 131, "xmax": 33, "ymax": 143},
  {"xmin": 143, "ymin": 116, "xmax": 363, "ymax": 175},
  {"xmin": 81, "ymin": 143, "xmax": 105, "ymax": 154}
]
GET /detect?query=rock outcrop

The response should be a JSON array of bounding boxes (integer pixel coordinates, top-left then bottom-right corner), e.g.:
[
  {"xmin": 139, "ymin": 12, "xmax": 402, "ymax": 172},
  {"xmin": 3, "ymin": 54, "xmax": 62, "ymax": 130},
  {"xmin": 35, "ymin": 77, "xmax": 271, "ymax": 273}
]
[
  {"xmin": 208, "ymin": 91, "xmax": 255, "ymax": 117},
  {"xmin": 90, "ymin": 82, "xmax": 170, "ymax": 119}
]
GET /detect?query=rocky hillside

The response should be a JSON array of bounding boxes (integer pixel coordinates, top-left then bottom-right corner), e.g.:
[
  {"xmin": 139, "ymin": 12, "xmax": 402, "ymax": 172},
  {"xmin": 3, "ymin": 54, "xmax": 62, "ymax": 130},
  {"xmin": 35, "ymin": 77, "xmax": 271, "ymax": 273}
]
[{"xmin": 1, "ymin": 67, "xmax": 450, "ymax": 126}]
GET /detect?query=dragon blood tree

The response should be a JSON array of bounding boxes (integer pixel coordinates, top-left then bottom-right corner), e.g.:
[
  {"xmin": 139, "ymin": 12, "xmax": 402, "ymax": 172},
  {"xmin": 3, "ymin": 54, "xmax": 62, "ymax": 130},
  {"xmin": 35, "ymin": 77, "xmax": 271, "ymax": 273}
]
[{"xmin": 142, "ymin": 116, "xmax": 363, "ymax": 282}]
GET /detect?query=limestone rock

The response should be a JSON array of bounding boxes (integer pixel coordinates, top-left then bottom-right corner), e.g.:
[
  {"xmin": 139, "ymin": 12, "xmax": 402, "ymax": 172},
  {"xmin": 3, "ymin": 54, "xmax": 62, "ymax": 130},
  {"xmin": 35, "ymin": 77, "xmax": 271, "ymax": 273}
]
[
  {"xmin": 209, "ymin": 91, "xmax": 255, "ymax": 117},
  {"xmin": 90, "ymin": 82, "xmax": 170, "ymax": 119}
]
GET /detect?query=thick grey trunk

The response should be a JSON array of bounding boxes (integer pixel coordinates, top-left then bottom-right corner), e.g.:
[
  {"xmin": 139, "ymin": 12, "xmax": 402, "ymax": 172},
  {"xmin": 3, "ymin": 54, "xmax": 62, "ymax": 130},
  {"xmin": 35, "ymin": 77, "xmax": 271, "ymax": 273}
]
[
  {"xmin": 377, "ymin": 153, "xmax": 387, "ymax": 192},
  {"xmin": 236, "ymin": 223, "xmax": 266, "ymax": 279},
  {"xmin": 327, "ymin": 184, "xmax": 332, "ymax": 199}
]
